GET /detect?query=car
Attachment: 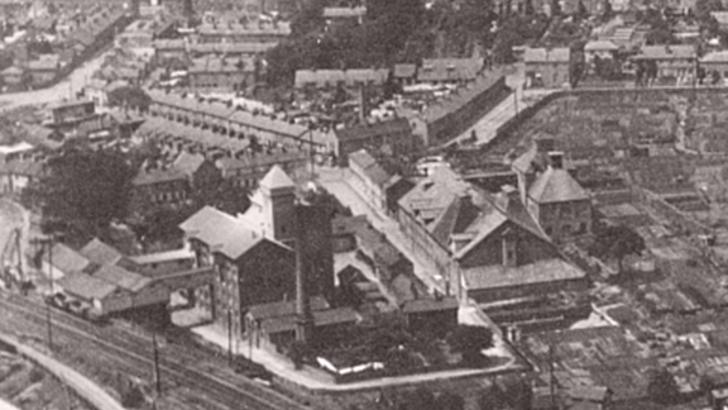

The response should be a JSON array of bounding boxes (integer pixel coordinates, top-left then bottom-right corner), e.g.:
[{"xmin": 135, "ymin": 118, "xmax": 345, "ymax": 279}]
[
  {"xmin": 232, "ymin": 357, "xmax": 272, "ymax": 383},
  {"xmin": 67, "ymin": 300, "xmax": 87, "ymax": 316},
  {"xmin": 45, "ymin": 293, "xmax": 68, "ymax": 310}
]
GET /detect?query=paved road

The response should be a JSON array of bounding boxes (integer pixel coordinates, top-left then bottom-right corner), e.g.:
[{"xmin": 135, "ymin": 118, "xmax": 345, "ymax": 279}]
[
  {"xmin": 445, "ymin": 87, "xmax": 558, "ymax": 148},
  {"xmin": 316, "ymin": 167, "xmax": 446, "ymax": 294}
]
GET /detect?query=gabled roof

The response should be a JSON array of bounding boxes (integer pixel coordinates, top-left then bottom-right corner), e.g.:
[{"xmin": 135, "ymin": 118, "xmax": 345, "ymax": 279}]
[
  {"xmin": 173, "ymin": 151, "xmax": 205, "ymax": 176},
  {"xmin": 528, "ymin": 167, "xmax": 590, "ymax": 204},
  {"xmin": 259, "ymin": 165, "xmax": 295, "ymax": 190},
  {"xmin": 335, "ymin": 117, "xmax": 411, "ymax": 142},
  {"xmin": 179, "ymin": 206, "xmax": 286, "ymax": 260},
  {"xmin": 80, "ymin": 238, "xmax": 124, "ymax": 266},
  {"xmin": 701, "ymin": 50, "xmax": 728, "ymax": 64}
]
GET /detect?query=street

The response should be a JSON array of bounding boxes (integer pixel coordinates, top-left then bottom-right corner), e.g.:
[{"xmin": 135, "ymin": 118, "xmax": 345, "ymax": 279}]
[{"xmin": 316, "ymin": 167, "xmax": 447, "ymax": 294}]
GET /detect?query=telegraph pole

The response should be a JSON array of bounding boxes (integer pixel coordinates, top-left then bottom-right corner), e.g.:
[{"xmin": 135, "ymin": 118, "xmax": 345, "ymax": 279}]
[
  {"xmin": 46, "ymin": 237, "xmax": 54, "ymax": 352},
  {"xmin": 152, "ymin": 333, "xmax": 162, "ymax": 396},
  {"xmin": 549, "ymin": 345, "xmax": 557, "ymax": 410},
  {"xmin": 227, "ymin": 309, "xmax": 233, "ymax": 364}
]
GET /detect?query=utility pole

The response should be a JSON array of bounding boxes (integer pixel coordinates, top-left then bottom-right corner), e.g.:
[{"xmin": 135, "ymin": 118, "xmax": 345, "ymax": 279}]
[
  {"xmin": 227, "ymin": 309, "xmax": 233, "ymax": 364},
  {"xmin": 549, "ymin": 345, "xmax": 557, "ymax": 410},
  {"xmin": 152, "ymin": 333, "xmax": 161, "ymax": 396},
  {"xmin": 46, "ymin": 237, "xmax": 54, "ymax": 352}
]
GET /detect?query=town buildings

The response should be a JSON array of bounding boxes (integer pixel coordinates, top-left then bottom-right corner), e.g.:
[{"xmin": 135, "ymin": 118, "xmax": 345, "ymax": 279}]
[
  {"xmin": 131, "ymin": 151, "xmax": 221, "ymax": 211},
  {"xmin": 631, "ymin": 44, "xmax": 697, "ymax": 83},
  {"xmin": 187, "ymin": 56, "xmax": 258, "ymax": 92},
  {"xmin": 334, "ymin": 117, "xmax": 415, "ymax": 166},
  {"xmin": 179, "ymin": 166, "xmax": 335, "ymax": 338},
  {"xmin": 410, "ymin": 71, "xmax": 509, "ymax": 146},
  {"xmin": 417, "ymin": 58, "xmax": 484, "ymax": 84},
  {"xmin": 397, "ymin": 166, "xmax": 588, "ymax": 305},
  {"xmin": 524, "ymin": 47, "xmax": 574, "ymax": 88}
]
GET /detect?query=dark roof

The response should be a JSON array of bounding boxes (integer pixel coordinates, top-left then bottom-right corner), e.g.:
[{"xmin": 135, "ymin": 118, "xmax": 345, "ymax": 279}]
[
  {"xmin": 334, "ymin": 117, "xmax": 411, "ymax": 142},
  {"xmin": 524, "ymin": 47, "xmax": 571, "ymax": 63},
  {"xmin": 632, "ymin": 44, "xmax": 696, "ymax": 60},
  {"xmin": 331, "ymin": 215, "xmax": 368, "ymax": 236},
  {"xmin": 400, "ymin": 297, "xmax": 459, "ymax": 313},
  {"xmin": 133, "ymin": 166, "xmax": 187, "ymax": 186},
  {"xmin": 246, "ymin": 296, "xmax": 330, "ymax": 321},
  {"xmin": 419, "ymin": 70, "xmax": 506, "ymax": 124}
]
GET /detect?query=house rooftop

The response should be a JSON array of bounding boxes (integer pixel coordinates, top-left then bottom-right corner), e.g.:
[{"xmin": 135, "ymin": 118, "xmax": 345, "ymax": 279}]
[
  {"xmin": 348, "ymin": 149, "xmax": 393, "ymax": 188},
  {"xmin": 463, "ymin": 258, "xmax": 585, "ymax": 291},
  {"xmin": 246, "ymin": 296, "xmax": 330, "ymax": 321},
  {"xmin": 259, "ymin": 164, "xmax": 295, "ymax": 190},
  {"xmin": 524, "ymin": 47, "xmax": 571, "ymax": 63},
  {"xmin": 418, "ymin": 58, "xmax": 483, "ymax": 83},
  {"xmin": 632, "ymin": 44, "xmax": 696, "ymax": 60},
  {"xmin": 528, "ymin": 167, "xmax": 590, "ymax": 204},
  {"xmin": 79, "ymin": 238, "xmax": 124, "ymax": 266}
]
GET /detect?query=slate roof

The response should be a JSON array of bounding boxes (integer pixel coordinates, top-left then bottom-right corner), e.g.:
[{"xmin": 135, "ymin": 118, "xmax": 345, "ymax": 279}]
[
  {"xmin": 335, "ymin": 117, "xmax": 411, "ymax": 142},
  {"xmin": 259, "ymin": 165, "xmax": 295, "ymax": 190},
  {"xmin": 462, "ymin": 258, "xmax": 585, "ymax": 291},
  {"xmin": 528, "ymin": 167, "xmax": 590, "ymax": 204},
  {"xmin": 58, "ymin": 273, "xmax": 118, "ymax": 300},
  {"xmin": 173, "ymin": 151, "xmax": 205, "ymax": 176},
  {"xmin": 132, "ymin": 166, "xmax": 187, "ymax": 186},
  {"xmin": 524, "ymin": 47, "xmax": 571, "ymax": 63}
]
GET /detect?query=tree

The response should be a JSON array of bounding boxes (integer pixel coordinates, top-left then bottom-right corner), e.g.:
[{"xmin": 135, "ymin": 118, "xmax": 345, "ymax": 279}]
[
  {"xmin": 435, "ymin": 391, "xmax": 465, "ymax": 410},
  {"xmin": 446, "ymin": 325, "xmax": 494, "ymax": 365},
  {"xmin": 575, "ymin": 0, "xmax": 588, "ymax": 20},
  {"xmin": 647, "ymin": 369, "xmax": 680, "ymax": 405},
  {"xmin": 590, "ymin": 224, "xmax": 646, "ymax": 273},
  {"xmin": 107, "ymin": 86, "xmax": 151, "ymax": 112},
  {"xmin": 37, "ymin": 148, "xmax": 135, "ymax": 241},
  {"xmin": 601, "ymin": 0, "xmax": 614, "ymax": 22}
]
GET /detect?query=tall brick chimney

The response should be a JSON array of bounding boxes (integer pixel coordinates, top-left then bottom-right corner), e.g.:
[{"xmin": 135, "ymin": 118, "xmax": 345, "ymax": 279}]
[{"xmin": 294, "ymin": 205, "xmax": 313, "ymax": 343}]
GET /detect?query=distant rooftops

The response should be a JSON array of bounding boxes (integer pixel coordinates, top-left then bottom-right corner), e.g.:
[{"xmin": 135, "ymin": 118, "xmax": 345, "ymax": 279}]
[
  {"xmin": 631, "ymin": 44, "xmax": 696, "ymax": 60},
  {"xmin": 418, "ymin": 58, "xmax": 484, "ymax": 83},
  {"xmin": 524, "ymin": 47, "xmax": 571, "ymax": 63},
  {"xmin": 323, "ymin": 6, "xmax": 367, "ymax": 19},
  {"xmin": 334, "ymin": 117, "xmax": 411, "ymax": 142},
  {"xmin": 294, "ymin": 69, "xmax": 390, "ymax": 89}
]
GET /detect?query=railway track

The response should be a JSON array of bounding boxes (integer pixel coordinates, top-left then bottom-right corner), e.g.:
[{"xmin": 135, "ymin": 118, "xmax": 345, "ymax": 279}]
[{"xmin": 0, "ymin": 292, "xmax": 313, "ymax": 410}]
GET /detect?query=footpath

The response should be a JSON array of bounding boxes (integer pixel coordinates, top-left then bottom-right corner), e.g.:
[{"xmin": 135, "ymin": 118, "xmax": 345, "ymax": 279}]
[{"xmin": 0, "ymin": 333, "xmax": 124, "ymax": 410}]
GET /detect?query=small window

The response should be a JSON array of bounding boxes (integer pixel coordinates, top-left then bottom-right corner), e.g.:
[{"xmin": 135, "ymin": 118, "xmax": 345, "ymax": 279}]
[
  {"xmin": 579, "ymin": 222, "xmax": 587, "ymax": 233},
  {"xmin": 281, "ymin": 225, "xmax": 287, "ymax": 235}
]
